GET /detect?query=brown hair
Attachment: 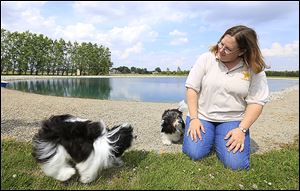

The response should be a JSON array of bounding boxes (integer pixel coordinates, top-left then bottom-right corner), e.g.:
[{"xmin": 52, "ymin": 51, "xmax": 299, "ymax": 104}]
[{"xmin": 210, "ymin": 25, "xmax": 268, "ymax": 74}]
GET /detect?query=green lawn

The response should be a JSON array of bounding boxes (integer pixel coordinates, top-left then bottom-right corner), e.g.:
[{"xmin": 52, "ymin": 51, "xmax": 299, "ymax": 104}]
[{"xmin": 1, "ymin": 138, "xmax": 299, "ymax": 190}]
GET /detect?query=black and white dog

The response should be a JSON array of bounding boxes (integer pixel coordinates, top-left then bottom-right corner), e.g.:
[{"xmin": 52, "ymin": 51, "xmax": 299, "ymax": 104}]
[
  {"xmin": 32, "ymin": 114, "xmax": 133, "ymax": 183},
  {"xmin": 160, "ymin": 109, "xmax": 185, "ymax": 145}
]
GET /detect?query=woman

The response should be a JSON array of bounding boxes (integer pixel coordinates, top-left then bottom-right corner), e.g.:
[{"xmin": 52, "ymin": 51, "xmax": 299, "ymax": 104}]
[{"xmin": 182, "ymin": 25, "xmax": 269, "ymax": 170}]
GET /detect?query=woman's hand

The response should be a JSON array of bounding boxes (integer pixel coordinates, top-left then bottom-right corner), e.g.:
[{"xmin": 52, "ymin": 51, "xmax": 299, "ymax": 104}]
[
  {"xmin": 187, "ymin": 119, "xmax": 205, "ymax": 142},
  {"xmin": 224, "ymin": 128, "xmax": 245, "ymax": 153}
]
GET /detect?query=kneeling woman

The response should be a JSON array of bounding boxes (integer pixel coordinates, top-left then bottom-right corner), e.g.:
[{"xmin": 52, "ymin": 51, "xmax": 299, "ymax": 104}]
[{"xmin": 182, "ymin": 25, "xmax": 269, "ymax": 170}]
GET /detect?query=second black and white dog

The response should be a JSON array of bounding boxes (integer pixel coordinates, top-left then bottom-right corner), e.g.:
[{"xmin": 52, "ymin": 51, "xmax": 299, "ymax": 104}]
[
  {"xmin": 32, "ymin": 114, "xmax": 133, "ymax": 183},
  {"xmin": 160, "ymin": 109, "xmax": 185, "ymax": 145}
]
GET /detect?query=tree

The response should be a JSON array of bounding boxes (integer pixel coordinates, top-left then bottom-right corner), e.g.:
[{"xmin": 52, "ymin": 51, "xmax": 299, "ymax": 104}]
[
  {"xmin": 177, "ymin": 66, "xmax": 181, "ymax": 72},
  {"xmin": 155, "ymin": 67, "xmax": 161, "ymax": 73},
  {"xmin": 130, "ymin": 66, "xmax": 137, "ymax": 73},
  {"xmin": 1, "ymin": 28, "xmax": 113, "ymax": 76},
  {"xmin": 1, "ymin": 28, "xmax": 10, "ymax": 74}
]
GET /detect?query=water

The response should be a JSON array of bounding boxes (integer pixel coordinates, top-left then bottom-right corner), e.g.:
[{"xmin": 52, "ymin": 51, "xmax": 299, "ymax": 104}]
[
  {"xmin": 267, "ymin": 78, "xmax": 299, "ymax": 92},
  {"xmin": 6, "ymin": 77, "xmax": 299, "ymax": 103}
]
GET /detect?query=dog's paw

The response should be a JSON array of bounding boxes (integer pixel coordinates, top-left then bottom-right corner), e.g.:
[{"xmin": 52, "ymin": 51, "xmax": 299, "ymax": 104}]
[
  {"xmin": 56, "ymin": 167, "xmax": 76, "ymax": 182},
  {"xmin": 161, "ymin": 133, "xmax": 172, "ymax": 145},
  {"xmin": 162, "ymin": 140, "xmax": 172, "ymax": 146},
  {"xmin": 80, "ymin": 175, "xmax": 96, "ymax": 184},
  {"xmin": 113, "ymin": 158, "xmax": 124, "ymax": 167}
]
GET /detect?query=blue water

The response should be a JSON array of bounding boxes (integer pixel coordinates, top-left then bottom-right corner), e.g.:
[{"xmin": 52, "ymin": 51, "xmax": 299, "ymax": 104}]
[
  {"xmin": 267, "ymin": 78, "xmax": 299, "ymax": 92},
  {"xmin": 6, "ymin": 77, "xmax": 299, "ymax": 103}
]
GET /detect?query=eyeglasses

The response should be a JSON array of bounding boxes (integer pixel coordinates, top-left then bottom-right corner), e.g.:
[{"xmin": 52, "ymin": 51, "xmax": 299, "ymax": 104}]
[{"xmin": 217, "ymin": 42, "xmax": 239, "ymax": 55}]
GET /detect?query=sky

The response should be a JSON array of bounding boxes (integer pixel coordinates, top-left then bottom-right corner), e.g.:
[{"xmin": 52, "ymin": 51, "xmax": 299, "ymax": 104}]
[{"xmin": 1, "ymin": 1, "xmax": 299, "ymax": 71}]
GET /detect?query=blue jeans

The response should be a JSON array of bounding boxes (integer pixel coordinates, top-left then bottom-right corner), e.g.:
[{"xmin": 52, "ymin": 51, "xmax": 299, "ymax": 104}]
[{"xmin": 182, "ymin": 116, "xmax": 250, "ymax": 170}]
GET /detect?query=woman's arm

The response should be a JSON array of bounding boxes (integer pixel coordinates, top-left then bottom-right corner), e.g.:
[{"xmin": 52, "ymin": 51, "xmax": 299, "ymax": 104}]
[
  {"xmin": 240, "ymin": 103, "xmax": 263, "ymax": 130},
  {"xmin": 225, "ymin": 103, "xmax": 263, "ymax": 153},
  {"xmin": 186, "ymin": 88, "xmax": 205, "ymax": 141},
  {"xmin": 186, "ymin": 88, "xmax": 199, "ymax": 120}
]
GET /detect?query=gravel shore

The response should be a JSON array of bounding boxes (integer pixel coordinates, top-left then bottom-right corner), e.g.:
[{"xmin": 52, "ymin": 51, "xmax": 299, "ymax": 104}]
[{"xmin": 1, "ymin": 76, "xmax": 299, "ymax": 154}]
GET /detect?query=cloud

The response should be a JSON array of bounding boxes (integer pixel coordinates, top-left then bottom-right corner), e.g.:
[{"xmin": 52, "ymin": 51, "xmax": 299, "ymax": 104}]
[
  {"xmin": 170, "ymin": 38, "xmax": 189, "ymax": 46},
  {"xmin": 57, "ymin": 23, "xmax": 96, "ymax": 42},
  {"xmin": 1, "ymin": 1, "xmax": 46, "ymax": 9},
  {"xmin": 72, "ymin": 1, "xmax": 194, "ymax": 26},
  {"xmin": 1, "ymin": 1, "xmax": 298, "ymax": 71},
  {"xmin": 262, "ymin": 41, "xmax": 299, "ymax": 71},
  {"xmin": 118, "ymin": 42, "xmax": 143, "ymax": 60},
  {"xmin": 169, "ymin": 29, "xmax": 188, "ymax": 46},
  {"xmin": 169, "ymin": 29, "xmax": 186, "ymax": 36},
  {"xmin": 262, "ymin": 41, "xmax": 299, "ymax": 57},
  {"xmin": 109, "ymin": 25, "xmax": 151, "ymax": 44},
  {"xmin": 72, "ymin": 1, "xmax": 126, "ymax": 24},
  {"xmin": 1, "ymin": 1, "xmax": 56, "ymax": 35},
  {"xmin": 56, "ymin": 22, "xmax": 156, "ymax": 60},
  {"xmin": 100, "ymin": 24, "xmax": 156, "ymax": 59}
]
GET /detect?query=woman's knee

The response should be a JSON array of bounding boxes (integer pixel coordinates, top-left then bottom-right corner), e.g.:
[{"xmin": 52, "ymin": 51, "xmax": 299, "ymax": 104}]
[
  {"xmin": 224, "ymin": 161, "xmax": 249, "ymax": 171},
  {"xmin": 221, "ymin": 155, "xmax": 250, "ymax": 170},
  {"xmin": 182, "ymin": 146, "xmax": 211, "ymax": 161}
]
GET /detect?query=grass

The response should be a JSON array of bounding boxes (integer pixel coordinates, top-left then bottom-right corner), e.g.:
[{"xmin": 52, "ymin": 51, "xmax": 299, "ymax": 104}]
[{"xmin": 1, "ymin": 138, "xmax": 299, "ymax": 190}]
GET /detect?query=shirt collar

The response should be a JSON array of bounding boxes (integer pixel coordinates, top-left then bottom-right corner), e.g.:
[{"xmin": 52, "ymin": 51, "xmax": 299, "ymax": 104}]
[{"xmin": 215, "ymin": 55, "xmax": 245, "ymax": 73}]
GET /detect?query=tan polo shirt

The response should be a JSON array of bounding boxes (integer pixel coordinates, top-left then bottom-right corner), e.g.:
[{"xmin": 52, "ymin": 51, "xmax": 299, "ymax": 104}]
[{"xmin": 185, "ymin": 52, "xmax": 269, "ymax": 122}]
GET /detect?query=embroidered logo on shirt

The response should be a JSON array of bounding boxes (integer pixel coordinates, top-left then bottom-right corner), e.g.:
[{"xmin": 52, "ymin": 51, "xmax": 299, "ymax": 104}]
[{"xmin": 241, "ymin": 71, "xmax": 250, "ymax": 80}]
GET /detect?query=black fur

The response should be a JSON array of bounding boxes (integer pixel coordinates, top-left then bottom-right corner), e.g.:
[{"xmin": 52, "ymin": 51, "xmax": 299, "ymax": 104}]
[
  {"xmin": 161, "ymin": 109, "xmax": 185, "ymax": 134},
  {"xmin": 32, "ymin": 114, "xmax": 133, "ymax": 163},
  {"xmin": 31, "ymin": 114, "xmax": 134, "ymax": 183},
  {"xmin": 108, "ymin": 124, "xmax": 133, "ymax": 157}
]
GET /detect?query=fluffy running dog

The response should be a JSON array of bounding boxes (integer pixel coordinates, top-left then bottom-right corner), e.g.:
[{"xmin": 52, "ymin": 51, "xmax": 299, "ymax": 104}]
[
  {"xmin": 32, "ymin": 114, "xmax": 133, "ymax": 183},
  {"xmin": 160, "ymin": 109, "xmax": 185, "ymax": 145}
]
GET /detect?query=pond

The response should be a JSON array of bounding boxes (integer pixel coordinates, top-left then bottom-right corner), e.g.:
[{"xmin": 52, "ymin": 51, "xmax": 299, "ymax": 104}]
[{"xmin": 6, "ymin": 77, "xmax": 299, "ymax": 103}]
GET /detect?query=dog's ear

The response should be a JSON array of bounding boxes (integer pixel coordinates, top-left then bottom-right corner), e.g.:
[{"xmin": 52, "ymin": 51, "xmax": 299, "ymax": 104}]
[
  {"xmin": 162, "ymin": 109, "xmax": 170, "ymax": 118},
  {"xmin": 86, "ymin": 122, "xmax": 103, "ymax": 139},
  {"xmin": 176, "ymin": 109, "xmax": 183, "ymax": 114}
]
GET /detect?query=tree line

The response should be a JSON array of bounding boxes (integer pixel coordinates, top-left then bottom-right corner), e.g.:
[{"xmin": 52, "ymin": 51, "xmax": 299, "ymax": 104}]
[
  {"xmin": 111, "ymin": 66, "xmax": 189, "ymax": 75},
  {"xmin": 265, "ymin": 70, "xmax": 298, "ymax": 77},
  {"xmin": 1, "ymin": 28, "xmax": 113, "ymax": 75},
  {"xmin": 1, "ymin": 28, "xmax": 298, "ymax": 77},
  {"xmin": 112, "ymin": 65, "xmax": 299, "ymax": 77}
]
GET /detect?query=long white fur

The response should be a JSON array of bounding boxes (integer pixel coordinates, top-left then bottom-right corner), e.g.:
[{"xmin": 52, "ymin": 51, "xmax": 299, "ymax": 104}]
[
  {"xmin": 64, "ymin": 117, "xmax": 89, "ymax": 123},
  {"xmin": 34, "ymin": 140, "xmax": 57, "ymax": 160},
  {"xmin": 178, "ymin": 100, "xmax": 188, "ymax": 112},
  {"xmin": 39, "ymin": 121, "xmax": 130, "ymax": 183},
  {"xmin": 161, "ymin": 131, "xmax": 182, "ymax": 145},
  {"xmin": 76, "ymin": 133, "xmax": 114, "ymax": 183},
  {"xmin": 161, "ymin": 113, "xmax": 184, "ymax": 145},
  {"xmin": 41, "ymin": 145, "xmax": 76, "ymax": 182}
]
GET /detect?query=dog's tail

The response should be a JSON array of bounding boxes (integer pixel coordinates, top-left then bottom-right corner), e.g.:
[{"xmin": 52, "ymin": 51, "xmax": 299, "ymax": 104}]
[
  {"xmin": 32, "ymin": 137, "xmax": 58, "ymax": 164},
  {"xmin": 32, "ymin": 114, "xmax": 103, "ymax": 163},
  {"xmin": 178, "ymin": 100, "xmax": 188, "ymax": 112},
  {"xmin": 32, "ymin": 118, "xmax": 61, "ymax": 163},
  {"xmin": 106, "ymin": 123, "xmax": 134, "ymax": 158}
]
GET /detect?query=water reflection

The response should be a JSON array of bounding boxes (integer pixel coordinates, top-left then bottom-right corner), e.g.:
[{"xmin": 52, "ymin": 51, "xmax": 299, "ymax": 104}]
[
  {"xmin": 9, "ymin": 78, "xmax": 112, "ymax": 100},
  {"xmin": 109, "ymin": 77, "xmax": 186, "ymax": 102},
  {"xmin": 267, "ymin": 79, "xmax": 299, "ymax": 92},
  {"xmin": 8, "ymin": 77, "xmax": 187, "ymax": 103},
  {"xmin": 6, "ymin": 77, "xmax": 299, "ymax": 103}
]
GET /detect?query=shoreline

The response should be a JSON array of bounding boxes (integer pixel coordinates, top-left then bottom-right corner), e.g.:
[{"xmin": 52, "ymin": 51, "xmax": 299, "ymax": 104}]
[
  {"xmin": 1, "ymin": 76, "xmax": 299, "ymax": 154},
  {"xmin": 1, "ymin": 75, "xmax": 187, "ymax": 82},
  {"xmin": 1, "ymin": 75, "xmax": 299, "ymax": 81}
]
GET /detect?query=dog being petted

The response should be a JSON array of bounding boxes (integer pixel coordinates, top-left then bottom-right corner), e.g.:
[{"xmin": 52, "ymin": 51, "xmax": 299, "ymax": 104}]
[
  {"xmin": 32, "ymin": 114, "xmax": 134, "ymax": 183},
  {"xmin": 160, "ymin": 108, "xmax": 185, "ymax": 145},
  {"xmin": 160, "ymin": 100, "xmax": 187, "ymax": 145},
  {"xmin": 160, "ymin": 101, "xmax": 188, "ymax": 146}
]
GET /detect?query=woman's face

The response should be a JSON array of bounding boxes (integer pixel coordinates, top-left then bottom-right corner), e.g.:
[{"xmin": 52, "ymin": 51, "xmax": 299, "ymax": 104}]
[{"xmin": 217, "ymin": 34, "xmax": 240, "ymax": 63}]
